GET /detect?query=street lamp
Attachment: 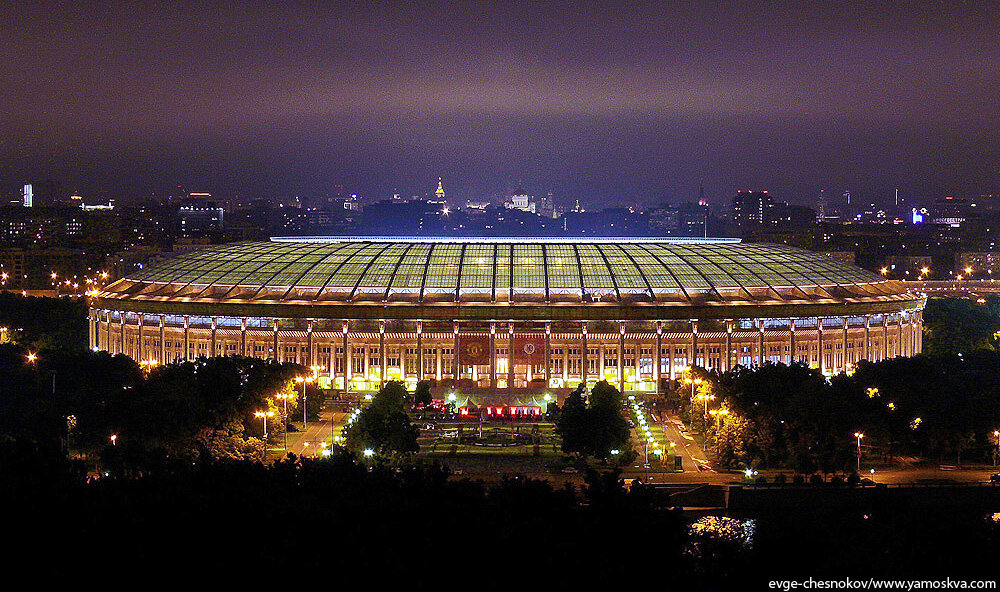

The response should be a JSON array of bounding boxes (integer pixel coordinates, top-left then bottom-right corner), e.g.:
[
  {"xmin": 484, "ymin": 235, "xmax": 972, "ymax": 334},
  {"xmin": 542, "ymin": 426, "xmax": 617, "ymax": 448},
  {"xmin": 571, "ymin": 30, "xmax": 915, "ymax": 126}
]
[
  {"xmin": 109, "ymin": 434, "xmax": 118, "ymax": 446},
  {"xmin": 254, "ymin": 410, "xmax": 275, "ymax": 462},
  {"xmin": 276, "ymin": 393, "xmax": 293, "ymax": 451},
  {"xmin": 295, "ymin": 376, "xmax": 314, "ymax": 428},
  {"xmin": 854, "ymin": 432, "xmax": 864, "ymax": 474},
  {"xmin": 993, "ymin": 430, "xmax": 999, "ymax": 467},
  {"xmin": 26, "ymin": 352, "xmax": 37, "ymax": 364},
  {"xmin": 695, "ymin": 392, "xmax": 714, "ymax": 424}
]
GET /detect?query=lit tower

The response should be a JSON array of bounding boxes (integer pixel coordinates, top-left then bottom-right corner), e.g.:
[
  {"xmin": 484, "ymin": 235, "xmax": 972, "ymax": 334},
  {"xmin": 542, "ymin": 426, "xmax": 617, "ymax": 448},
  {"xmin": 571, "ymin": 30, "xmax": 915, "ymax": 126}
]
[
  {"xmin": 22, "ymin": 184, "xmax": 32, "ymax": 208},
  {"xmin": 434, "ymin": 177, "xmax": 446, "ymax": 202}
]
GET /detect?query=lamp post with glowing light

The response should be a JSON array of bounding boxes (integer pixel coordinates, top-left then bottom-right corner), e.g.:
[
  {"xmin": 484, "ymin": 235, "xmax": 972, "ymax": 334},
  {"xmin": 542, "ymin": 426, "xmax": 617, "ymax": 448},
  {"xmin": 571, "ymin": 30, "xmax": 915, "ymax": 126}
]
[
  {"xmin": 695, "ymin": 392, "xmax": 715, "ymax": 426},
  {"xmin": 276, "ymin": 393, "xmax": 293, "ymax": 451},
  {"xmin": 254, "ymin": 410, "xmax": 275, "ymax": 462},
  {"xmin": 709, "ymin": 408, "xmax": 729, "ymax": 454},
  {"xmin": 295, "ymin": 376, "xmax": 314, "ymax": 428},
  {"xmin": 683, "ymin": 372, "xmax": 705, "ymax": 423},
  {"xmin": 994, "ymin": 430, "xmax": 999, "ymax": 467},
  {"xmin": 854, "ymin": 432, "xmax": 864, "ymax": 473}
]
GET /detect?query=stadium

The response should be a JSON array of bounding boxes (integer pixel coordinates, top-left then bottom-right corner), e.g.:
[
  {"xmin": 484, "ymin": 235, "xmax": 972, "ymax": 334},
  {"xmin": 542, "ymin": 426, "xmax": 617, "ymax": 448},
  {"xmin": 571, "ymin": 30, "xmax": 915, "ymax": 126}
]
[{"xmin": 89, "ymin": 237, "xmax": 925, "ymax": 408}]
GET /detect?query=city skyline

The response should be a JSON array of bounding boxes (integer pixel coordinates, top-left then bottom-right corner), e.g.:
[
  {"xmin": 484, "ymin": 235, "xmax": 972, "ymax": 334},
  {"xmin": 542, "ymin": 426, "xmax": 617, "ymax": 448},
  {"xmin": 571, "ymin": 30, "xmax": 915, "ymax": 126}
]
[{"xmin": 3, "ymin": 2, "xmax": 1000, "ymax": 206}]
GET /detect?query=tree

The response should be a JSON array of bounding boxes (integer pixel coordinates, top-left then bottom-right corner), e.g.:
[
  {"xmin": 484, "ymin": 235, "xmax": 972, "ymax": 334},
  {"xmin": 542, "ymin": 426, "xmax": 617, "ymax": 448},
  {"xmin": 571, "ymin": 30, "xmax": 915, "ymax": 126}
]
[
  {"xmin": 713, "ymin": 409, "xmax": 751, "ymax": 468},
  {"xmin": 371, "ymin": 380, "xmax": 410, "ymax": 413},
  {"xmin": 344, "ymin": 382, "xmax": 419, "ymax": 459},
  {"xmin": 590, "ymin": 380, "xmax": 624, "ymax": 410},
  {"xmin": 555, "ymin": 381, "xmax": 630, "ymax": 461},
  {"xmin": 556, "ymin": 384, "xmax": 589, "ymax": 456},
  {"xmin": 922, "ymin": 297, "xmax": 1000, "ymax": 356},
  {"xmin": 413, "ymin": 380, "xmax": 432, "ymax": 408}
]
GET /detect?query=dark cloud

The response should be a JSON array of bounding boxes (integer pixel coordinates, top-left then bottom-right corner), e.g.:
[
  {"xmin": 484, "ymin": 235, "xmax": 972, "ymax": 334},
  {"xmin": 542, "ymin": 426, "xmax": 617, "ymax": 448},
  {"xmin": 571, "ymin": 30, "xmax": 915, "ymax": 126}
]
[{"xmin": 2, "ymin": 1, "xmax": 999, "ymax": 206}]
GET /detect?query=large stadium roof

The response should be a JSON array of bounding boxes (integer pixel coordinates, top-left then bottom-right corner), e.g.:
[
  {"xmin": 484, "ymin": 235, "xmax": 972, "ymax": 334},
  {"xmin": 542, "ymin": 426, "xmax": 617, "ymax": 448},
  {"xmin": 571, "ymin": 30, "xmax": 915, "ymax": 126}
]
[{"xmin": 95, "ymin": 238, "xmax": 922, "ymax": 321}]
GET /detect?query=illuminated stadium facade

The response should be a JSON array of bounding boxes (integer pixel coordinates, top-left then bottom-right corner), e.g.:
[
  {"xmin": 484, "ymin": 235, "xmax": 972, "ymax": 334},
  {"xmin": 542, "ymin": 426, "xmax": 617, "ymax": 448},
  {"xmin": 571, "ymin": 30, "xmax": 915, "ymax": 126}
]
[{"xmin": 89, "ymin": 237, "xmax": 925, "ymax": 401}]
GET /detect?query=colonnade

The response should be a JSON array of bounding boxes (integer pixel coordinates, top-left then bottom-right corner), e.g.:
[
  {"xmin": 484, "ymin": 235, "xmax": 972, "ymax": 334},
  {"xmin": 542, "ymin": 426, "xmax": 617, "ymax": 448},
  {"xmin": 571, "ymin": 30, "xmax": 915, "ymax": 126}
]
[{"xmin": 90, "ymin": 310, "xmax": 923, "ymax": 396}]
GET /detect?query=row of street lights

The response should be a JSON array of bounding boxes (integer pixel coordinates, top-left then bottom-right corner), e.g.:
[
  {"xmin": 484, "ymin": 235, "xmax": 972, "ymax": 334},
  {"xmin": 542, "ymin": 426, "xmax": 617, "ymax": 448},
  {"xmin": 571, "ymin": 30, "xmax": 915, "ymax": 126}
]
[{"xmin": 255, "ymin": 372, "xmax": 320, "ymax": 462}]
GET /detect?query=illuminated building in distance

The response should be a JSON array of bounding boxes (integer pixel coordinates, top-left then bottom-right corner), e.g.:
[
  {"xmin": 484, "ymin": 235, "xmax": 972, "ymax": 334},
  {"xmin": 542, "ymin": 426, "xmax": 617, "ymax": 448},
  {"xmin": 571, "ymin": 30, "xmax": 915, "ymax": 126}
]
[{"xmin": 89, "ymin": 237, "xmax": 925, "ymax": 405}]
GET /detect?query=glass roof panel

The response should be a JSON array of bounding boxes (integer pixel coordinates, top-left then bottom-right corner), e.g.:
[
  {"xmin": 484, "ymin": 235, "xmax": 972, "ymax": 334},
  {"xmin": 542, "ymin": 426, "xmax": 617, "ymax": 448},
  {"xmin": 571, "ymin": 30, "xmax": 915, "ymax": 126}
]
[
  {"xmin": 544, "ymin": 244, "xmax": 581, "ymax": 290},
  {"xmin": 459, "ymin": 243, "xmax": 496, "ymax": 290},
  {"xmin": 424, "ymin": 244, "xmax": 463, "ymax": 292},
  {"xmin": 120, "ymin": 239, "xmax": 896, "ymax": 304},
  {"xmin": 355, "ymin": 243, "xmax": 408, "ymax": 290},
  {"xmin": 207, "ymin": 243, "xmax": 305, "ymax": 286},
  {"xmin": 646, "ymin": 245, "xmax": 713, "ymax": 289},
  {"xmin": 575, "ymin": 244, "xmax": 615, "ymax": 291},
  {"xmin": 494, "ymin": 244, "xmax": 511, "ymax": 290},
  {"xmin": 696, "ymin": 244, "xmax": 770, "ymax": 288},
  {"xmin": 390, "ymin": 243, "xmax": 434, "ymax": 290},
  {"xmin": 512, "ymin": 244, "xmax": 546, "ymax": 290},
  {"xmin": 617, "ymin": 244, "xmax": 680, "ymax": 288},
  {"xmin": 596, "ymin": 245, "xmax": 648, "ymax": 291},
  {"xmin": 253, "ymin": 245, "xmax": 333, "ymax": 287},
  {"xmin": 296, "ymin": 243, "xmax": 372, "ymax": 287},
  {"xmin": 167, "ymin": 245, "xmax": 262, "ymax": 284},
  {"xmin": 672, "ymin": 247, "xmax": 745, "ymax": 290},
  {"xmin": 133, "ymin": 244, "xmax": 249, "ymax": 283},
  {"xmin": 320, "ymin": 243, "xmax": 391, "ymax": 289}
]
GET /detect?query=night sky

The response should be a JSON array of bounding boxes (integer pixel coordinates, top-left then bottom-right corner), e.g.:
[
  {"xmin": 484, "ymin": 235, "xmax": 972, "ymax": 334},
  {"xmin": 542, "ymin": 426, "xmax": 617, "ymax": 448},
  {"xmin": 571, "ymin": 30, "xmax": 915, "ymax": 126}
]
[{"xmin": 2, "ymin": 1, "xmax": 999, "ymax": 208}]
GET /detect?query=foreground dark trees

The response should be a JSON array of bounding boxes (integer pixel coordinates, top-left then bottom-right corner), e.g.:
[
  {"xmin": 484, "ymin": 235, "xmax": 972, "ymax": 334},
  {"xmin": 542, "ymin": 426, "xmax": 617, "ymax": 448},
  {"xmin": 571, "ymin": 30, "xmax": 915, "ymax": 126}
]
[
  {"xmin": 5, "ymin": 439, "xmax": 999, "ymax": 583},
  {"xmin": 705, "ymin": 349, "xmax": 1000, "ymax": 471},
  {"xmin": 0, "ymin": 344, "xmax": 318, "ymax": 460},
  {"xmin": 3, "ymin": 440, "xmax": 693, "ymax": 583}
]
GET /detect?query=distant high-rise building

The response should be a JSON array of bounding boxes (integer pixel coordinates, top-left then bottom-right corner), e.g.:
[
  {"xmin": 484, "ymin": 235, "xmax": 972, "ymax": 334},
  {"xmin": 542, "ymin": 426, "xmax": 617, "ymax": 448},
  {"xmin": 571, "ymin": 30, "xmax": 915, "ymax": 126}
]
[
  {"xmin": 22, "ymin": 184, "xmax": 32, "ymax": 208},
  {"xmin": 178, "ymin": 193, "xmax": 223, "ymax": 235},
  {"xmin": 817, "ymin": 189, "xmax": 826, "ymax": 221},
  {"xmin": 538, "ymin": 191, "xmax": 558, "ymax": 218},
  {"xmin": 732, "ymin": 190, "xmax": 773, "ymax": 226}
]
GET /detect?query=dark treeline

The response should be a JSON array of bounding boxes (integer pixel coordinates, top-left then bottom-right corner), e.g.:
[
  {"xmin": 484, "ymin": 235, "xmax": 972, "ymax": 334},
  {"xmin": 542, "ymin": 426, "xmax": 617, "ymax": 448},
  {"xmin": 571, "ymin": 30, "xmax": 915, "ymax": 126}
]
[
  {"xmin": 922, "ymin": 295, "xmax": 1000, "ymax": 356},
  {"xmin": 703, "ymin": 350, "xmax": 1000, "ymax": 472},
  {"xmin": 0, "ymin": 292, "xmax": 87, "ymax": 350},
  {"xmin": 6, "ymin": 440, "xmax": 697, "ymax": 584},
  {"xmin": 6, "ymin": 440, "xmax": 999, "ymax": 584},
  {"xmin": 0, "ymin": 344, "xmax": 321, "ymax": 460}
]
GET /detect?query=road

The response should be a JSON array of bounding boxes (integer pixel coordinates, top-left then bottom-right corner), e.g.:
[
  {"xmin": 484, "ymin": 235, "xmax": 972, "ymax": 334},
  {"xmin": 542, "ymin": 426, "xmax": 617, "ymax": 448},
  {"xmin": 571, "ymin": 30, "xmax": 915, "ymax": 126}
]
[
  {"xmin": 866, "ymin": 465, "xmax": 998, "ymax": 485},
  {"xmin": 272, "ymin": 409, "xmax": 345, "ymax": 459},
  {"xmin": 659, "ymin": 416, "xmax": 712, "ymax": 473},
  {"xmin": 622, "ymin": 410, "xmax": 737, "ymax": 485}
]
